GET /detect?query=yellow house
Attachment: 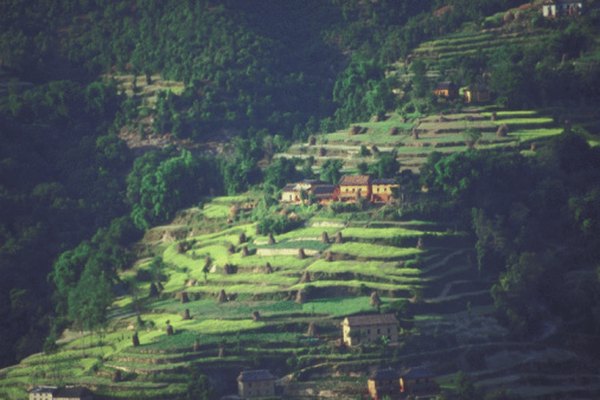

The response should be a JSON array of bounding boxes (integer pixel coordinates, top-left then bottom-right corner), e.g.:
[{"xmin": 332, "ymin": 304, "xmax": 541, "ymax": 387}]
[
  {"xmin": 281, "ymin": 183, "xmax": 301, "ymax": 204},
  {"xmin": 433, "ymin": 81, "xmax": 458, "ymax": 99},
  {"xmin": 367, "ymin": 368, "xmax": 400, "ymax": 400},
  {"xmin": 338, "ymin": 175, "xmax": 372, "ymax": 202},
  {"xmin": 342, "ymin": 313, "xmax": 399, "ymax": 347},
  {"xmin": 29, "ymin": 387, "xmax": 57, "ymax": 400},
  {"xmin": 371, "ymin": 178, "xmax": 399, "ymax": 203},
  {"xmin": 237, "ymin": 370, "xmax": 276, "ymax": 399}
]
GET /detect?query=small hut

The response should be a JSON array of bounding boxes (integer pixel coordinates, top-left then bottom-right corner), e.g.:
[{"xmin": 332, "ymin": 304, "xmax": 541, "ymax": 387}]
[
  {"xmin": 300, "ymin": 271, "xmax": 311, "ymax": 283},
  {"xmin": 217, "ymin": 289, "xmax": 228, "ymax": 303},
  {"xmin": 166, "ymin": 322, "xmax": 174, "ymax": 336},
  {"xmin": 335, "ymin": 231, "xmax": 344, "ymax": 244},
  {"xmin": 251, "ymin": 311, "xmax": 261, "ymax": 321},
  {"xmin": 132, "ymin": 332, "xmax": 140, "ymax": 347},
  {"xmin": 238, "ymin": 232, "xmax": 247, "ymax": 244},
  {"xmin": 496, "ymin": 124, "xmax": 509, "ymax": 137},
  {"xmin": 321, "ymin": 231, "xmax": 330, "ymax": 244},
  {"xmin": 268, "ymin": 233, "xmax": 276, "ymax": 245},
  {"xmin": 182, "ymin": 308, "xmax": 191, "ymax": 320},
  {"xmin": 298, "ymin": 248, "xmax": 307, "ymax": 259}
]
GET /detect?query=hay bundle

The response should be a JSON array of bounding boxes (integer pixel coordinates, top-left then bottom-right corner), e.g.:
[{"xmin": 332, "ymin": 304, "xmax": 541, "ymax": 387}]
[
  {"xmin": 241, "ymin": 246, "xmax": 249, "ymax": 257},
  {"xmin": 223, "ymin": 264, "xmax": 237, "ymax": 275},
  {"xmin": 416, "ymin": 237, "xmax": 425, "ymax": 250},
  {"xmin": 149, "ymin": 282, "xmax": 159, "ymax": 297},
  {"xmin": 295, "ymin": 289, "xmax": 306, "ymax": 304},
  {"xmin": 349, "ymin": 125, "xmax": 362, "ymax": 135},
  {"xmin": 227, "ymin": 243, "xmax": 236, "ymax": 254},
  {"xmin": 182, "ymin": 308, "xmax": 191, "ymax": 320},
  {"xmin": 503, "ymin": 10, "xmax": 515, "ymax": 23},
  {"xmin": 389, "ymin": 127, "xmax": 400, "ymax": 136},
  {"xmin": 371, "ymin": 145, "xmax": 380, "ymax": 155},
  {"xmin": 112, "ymin": 370, "xmax": 122, "ymax": 383},
  {"xmin": 238, "ymin": 232, "xmax": 247, "ymax": 244},
  {"xmin": 323, "ymin": 251, "xmax": 333, "ymax": 262},
  {"xmin": 335, "ymin": 231, "xmax": 344, "ymax": 244},
  {"xmin": 308, "ymin": 136, "xmax": 316, "ymax": 146},
  {"xmin": 132, "ymin": 332, "xmax": 140, "ymax": 347},
  {"xmin": 178, "ymin": 291, "xmax": 190, "ymax": 303},
  {"xmin": 166, "ymin": 322, "xmax": 174, "ymax": 336},
  {"xmin": 185, "ymin": 279, "xmax": 197, "ymax": 287},
  {"xmin": 193, "ymin": 338, "xmax": 201, "ymax": 352},
  {"xmin": 218, "ymin": 344, "xmax": 225, "ymax": 358},
  {"xmin": 370, "ymin": 291, "xmax": 382, "ymax": 308},
  {"xmin": 496, "ymin": 124, "xmax": 509, "ymax": 138},
  {"xmin": 229, "ymin": 205, "xmax": 239, "ymax": 220},
  {"xmin": 264, "ymin": 262, "xmax": 274, "ymax": 274},
  {"xmin": 319, "ymin": 147, "xmax": 327, "ymax": 157},
  {"xmin": 321, "ymin": 231, "xmax": 330, "ymax": 244},
  {"xmin": 217, "ymin": 289, "xmax": 228, "ymax": 303},
  {"xmin": 298, "ymin": 248, "xmax": 307, "ymax": 259},
  {"xmin": 490, "ymin": 112, "xmax": 497, "ymax": 121},
  {"xmin": 268, "ymin": 233, "xmax": 276, "ymax": 245},
  {"xmin": 300, "ymin": 271, "xmax": 311, "ymax": 283},
  {"xmin": 530, "ymin": 142, "xmax": 537, "ymax": 152},
  {"xmin": 251, "ymin": 311, "xmax": 261, "ymax": 321},
  {"xmin": 307, "ymin": 322, "xmax": 317, "ymax": 337}
]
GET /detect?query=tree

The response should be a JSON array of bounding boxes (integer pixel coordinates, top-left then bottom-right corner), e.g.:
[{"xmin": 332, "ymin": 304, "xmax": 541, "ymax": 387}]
[
  {"xmin": 67, "ymin": 262, "xmax": 112, "ymax": 333},
  {"xmin": 186, "ymin": 365, "xmax": 213, "ymax": 400},
  {"xmin": 368, "ymin": 152, "xmax": 400, "ymax": 178},
  {"xmin": 320, "ymin": 159, "xmax": 343, "ymax": 184}
]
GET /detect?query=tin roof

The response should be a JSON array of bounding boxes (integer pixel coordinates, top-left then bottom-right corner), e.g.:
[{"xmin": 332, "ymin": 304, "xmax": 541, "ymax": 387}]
[
  {"xmin": 237, "ymin": 369, "xmax": 276, "ymax": 382},
  {"xmin": 344, "ymin": 313, "xmax": 399, "ymax": 327},
  {"xmin": 339, "ymin": 175, "xmax": 371, "ymax": 186}
]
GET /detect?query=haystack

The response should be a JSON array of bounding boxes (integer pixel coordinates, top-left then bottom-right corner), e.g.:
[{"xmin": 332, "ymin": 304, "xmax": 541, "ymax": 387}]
[
  {"xmin": 321, "ymin": 231, "xmax": 330, "ymax": 244},
  {"xmin": 178, "ymin": 291, "xmax": 189, "ymax": 303},
  {"xmin": 166, "ymin": 322, "xmax": 174, "ymax": 336},
  {"xmin": 298, "ymin": 248, "xmax": 307, "ymax": 259},
  {"xmin": 319, "ymin": 147, "xmax": 327, "ymax": 156},
  {"xmin": 238, "ymin": 232, "xmax": 247, "ymax": 244},
  {"xmin": 227, "ymin": 243, "xmax": 236, "ymax": 254},
  {"xmin": 370, "ymin": 291, "xmax": 382, "ymax": 308},
  {"xmin": 496, "ymin": 124, "xmax": 509, "ymax": 137},
  {"xmin": 149, "ymin": 282, "xmax": 159, "ymax": 297},
  {"xmin": 251, "ymin": 311, "xmax": 261, "ymax": 321},
  {"xmin": 217, "ymin": 289, "xmax": 228, "ymax": 303},
  {"xmin": 335, "ymin": 231, "xmax": 344, "ymax": 244},
  {"xmin": 300, "ymin": 271, "xmax": 311, "ymax": 283},
  {"xmin": 308, "ymin": 136, "xmax": 316, "ymax": 146},
  {"xmin": 268, "ymin": 233, "xmax": 276, "ymax": 245},
  {"xmin": 182, "ymin": 308, "xmax": 191, "ymax": 320},
  {"xmin": 389, "ymin": 127, "xmax": 400, "ymax": 136},
  {"xmin": 241, "ymin": 246, "xmax": 249, "ymax": 257},
  {"xmin": 132, "ymin": 332, "xmax": 140, "ymax": 347},
  {"xmin": 295, "ymin": 290, "xmax": 306, "ymax": 304},
  {"xmin": 307, "ymin": 322, "xmax": 317, "ymax": 337},
  {"xmin": 264, "ymin": 262, "xmax": 274, "ymax": 274},
  {"xmin": 417, "ymin": 237, "xmax": 425, "ymax": 250},
  {"xmin": 193, "ymin": 338, "xmax": 201, "ymax": 352}
]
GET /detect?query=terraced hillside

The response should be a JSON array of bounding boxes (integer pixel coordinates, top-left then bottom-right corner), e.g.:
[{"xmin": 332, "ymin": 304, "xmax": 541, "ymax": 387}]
[
  {"xmin": 277, "ymin": 109, "xmax": 561, "ymax": 174},
  {"xmin": 2, "ymin": 193, "xmax": 600, "ymax": 399}
]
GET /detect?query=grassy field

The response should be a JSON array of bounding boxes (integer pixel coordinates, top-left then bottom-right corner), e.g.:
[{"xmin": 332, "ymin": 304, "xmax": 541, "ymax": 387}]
[{"xmin": 328, "ymin": 242, "xmax": 422, "ymax": 259}]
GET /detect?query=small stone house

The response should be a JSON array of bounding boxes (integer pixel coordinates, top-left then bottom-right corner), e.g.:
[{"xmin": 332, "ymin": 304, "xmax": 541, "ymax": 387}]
[
  {"xmin": 280, "ymin": 180, "xmax": 326, "ymax": 204},
  {"xmin": 280, "ymin": 183, "xmax": 301, "ymax": 204},
  {"xmin": 400, "ymin": 367, "xmax": 439, "ymax": 398},
  {"xmin": 29, "ymin": 386, "xmax": 93, "ymax": 400},
  {"xmin": 237, "ymin": 369, "xmax": 276, "ymax": 399},
  {"xmin": 371, "ymin": 178, "xmax": 400, "ymax": 203},
  {"xmin": 542, "ymin": 0, "xmax": 583, "ymax": 18},
  {"xmin": 338, "ymin": 175, "xmax": 372, "ymax": 202},
  {"xmin": 29, "ymin": 386, "xmax": 57, "ymax": 400},
  {"xmin": 463, "ymin": 84, "xmax": 491, "ymax": 104},
  {"xmin": 368, "ymin": 368, "xmax": 400, "ymax": 400},
  {"xmin": 342, "ymin": 313, "xmax": 399, "ymax": 346},
  {"xmin": 433, "ymin": 81, "xmax": 458, "ymax": 99}
]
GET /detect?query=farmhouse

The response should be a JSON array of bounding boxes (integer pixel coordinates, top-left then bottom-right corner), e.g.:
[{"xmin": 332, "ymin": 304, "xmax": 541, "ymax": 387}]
[
  {"xmin": 280, "ymin": 180, "xmax": 328, "ymax": 204},
  {"xmin": 432, "ymin": 81, "xmax": 458, "ymax": 99},
  {"xmin": 312, "ymin": 184, "xmax": 338, "ymax": 205},
  {"xmin": 368, "ymin": 368, "xmax": 400, "ymax": 400},
  {"xmin": 342, "ymin": 313, "xmax": 399, "ymax": 346},
  {"xmin": 399, "ymin": 367, "xmax": 439, "ymax": 399},
  {"xmin": 463, "ymin": 84, "xmax": 491, "ymax": 104},
  {"xmin": 338, "ymin": 175, "xmax": 372, "ymax": 202},
  {"xmin": 371, "ymin": 178, "xmax": 400, "ymax": 203},
  {"xmin": 29, "ymin": 386, "xmax": 93, "ymax": 400},
  {"xmin": 237, "ymin": 369, "xmax": 276, "ymax": 398},
  {"xmin": 542, "ymin": 0, "xmax": 583, "ymax": 18}
]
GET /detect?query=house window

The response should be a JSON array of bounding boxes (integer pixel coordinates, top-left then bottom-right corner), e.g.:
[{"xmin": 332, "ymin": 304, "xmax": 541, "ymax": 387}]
[{"xmin": 377, "ymin": 328, "xmax": 381, "ymax": 334}]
